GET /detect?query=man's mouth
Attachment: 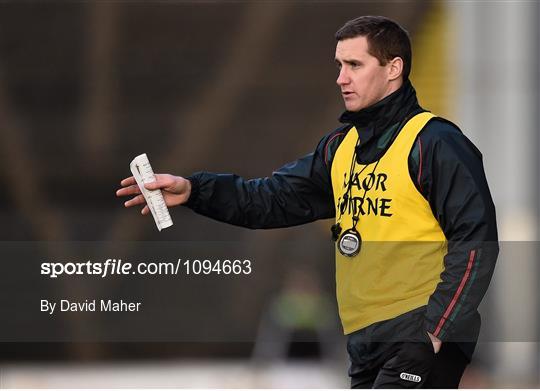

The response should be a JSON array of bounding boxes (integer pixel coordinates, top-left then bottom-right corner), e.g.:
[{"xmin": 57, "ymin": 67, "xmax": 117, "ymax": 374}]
[{"xmin": 342, "ymin": 91, "xmax": 354, "ymax": 98}]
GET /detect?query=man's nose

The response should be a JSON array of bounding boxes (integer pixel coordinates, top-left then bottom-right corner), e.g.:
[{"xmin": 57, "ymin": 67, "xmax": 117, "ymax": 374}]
[{"xmin": 336, "ymin": 68, "xmax": 350, "ymax": 86}]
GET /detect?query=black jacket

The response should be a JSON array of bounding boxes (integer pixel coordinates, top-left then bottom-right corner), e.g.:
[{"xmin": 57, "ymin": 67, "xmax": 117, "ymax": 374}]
[{"xmin": 186, "ymin": 81, "xmax": 499, "ymax": 359}]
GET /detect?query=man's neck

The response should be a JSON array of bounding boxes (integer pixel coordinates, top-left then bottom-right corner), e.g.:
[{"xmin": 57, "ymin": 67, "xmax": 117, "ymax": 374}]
[{"xmin": 339, "ymin": 79, "xmax": 420, "ymax": 133}]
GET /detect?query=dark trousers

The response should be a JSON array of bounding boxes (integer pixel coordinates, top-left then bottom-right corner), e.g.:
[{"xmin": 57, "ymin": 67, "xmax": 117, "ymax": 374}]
[{"xmin": 350, "ymin": 342, "xmax": 470, "ymax": 389}]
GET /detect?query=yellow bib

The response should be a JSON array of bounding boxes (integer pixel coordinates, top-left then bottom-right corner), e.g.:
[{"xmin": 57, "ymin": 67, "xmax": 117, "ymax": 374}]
[{"xmin": 331, "ymin": 112, "xmax": 447, "ymax": 334}]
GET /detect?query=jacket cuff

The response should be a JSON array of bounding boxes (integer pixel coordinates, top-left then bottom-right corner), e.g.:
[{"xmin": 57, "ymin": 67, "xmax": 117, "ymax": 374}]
[{"xmin": 184, "ymin": 174, "xmax": 201, "ymax": 209}]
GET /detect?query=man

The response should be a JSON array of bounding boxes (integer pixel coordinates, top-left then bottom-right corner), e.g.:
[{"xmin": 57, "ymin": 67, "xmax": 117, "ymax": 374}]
[{"xmin": 117, "ymin": 16, "xmax": 498, "ymax": 388}]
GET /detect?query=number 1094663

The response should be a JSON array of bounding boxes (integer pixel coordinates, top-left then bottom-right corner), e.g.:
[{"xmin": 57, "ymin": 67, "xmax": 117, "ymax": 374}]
[{"xmin": 182, "ymin": 259, "xmax": 252, "ymax": 275}]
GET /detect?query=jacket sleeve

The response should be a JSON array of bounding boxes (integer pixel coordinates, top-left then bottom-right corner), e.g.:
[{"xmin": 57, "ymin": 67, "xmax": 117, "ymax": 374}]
[
  {"xmin": 415, "ymin": 120, "xmax": 499, "ymax": 342},
  {"xmin": 183, "ymin": 133, "xmax": 338, "ymax": 229}
]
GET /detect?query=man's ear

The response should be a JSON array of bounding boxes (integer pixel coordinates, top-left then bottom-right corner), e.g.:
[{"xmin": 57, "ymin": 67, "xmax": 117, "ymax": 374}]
[{"xmin": 388, "ymin": 57, "xmax": 404, "ymax": 81}]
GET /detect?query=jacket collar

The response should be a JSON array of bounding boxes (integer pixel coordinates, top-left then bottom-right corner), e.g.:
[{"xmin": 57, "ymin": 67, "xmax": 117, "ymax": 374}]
[{"xmin": 338, "ymin": 79, "xmax": 421, "ymax": 141}]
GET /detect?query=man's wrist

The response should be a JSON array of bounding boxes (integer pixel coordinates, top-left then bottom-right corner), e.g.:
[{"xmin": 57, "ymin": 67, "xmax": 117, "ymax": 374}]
[{"xmin": 184, "ymin": 174, "xmax": 200, "ymax": 208}]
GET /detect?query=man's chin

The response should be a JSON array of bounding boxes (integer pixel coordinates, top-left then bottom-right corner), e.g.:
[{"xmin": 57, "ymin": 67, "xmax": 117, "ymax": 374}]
[
  {"xmin": 342, "ymin": 98, "xmax": 365, "ymax": 112},
  {"xmin": 344, "ymin": 103, "xmax": 362, "ymax": 112}
]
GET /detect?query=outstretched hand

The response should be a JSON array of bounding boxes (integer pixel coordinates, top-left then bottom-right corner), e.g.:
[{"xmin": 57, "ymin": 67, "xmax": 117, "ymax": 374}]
[{"xmin": 116, "ymin": 174, "xmax": 192, "ymax": 215}]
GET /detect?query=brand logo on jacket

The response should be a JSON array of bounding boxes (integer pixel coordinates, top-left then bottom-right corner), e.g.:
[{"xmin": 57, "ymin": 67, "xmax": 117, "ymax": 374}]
[{"xmin": 400, "ymin": 372, "xmax": 422, "ymax": 383}]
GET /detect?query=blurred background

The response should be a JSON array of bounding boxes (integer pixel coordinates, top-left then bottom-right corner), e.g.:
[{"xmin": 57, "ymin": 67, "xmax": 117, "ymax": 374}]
[{"xmin": 0, "ymin": 0, "xmax": 538, "ymax": 388}]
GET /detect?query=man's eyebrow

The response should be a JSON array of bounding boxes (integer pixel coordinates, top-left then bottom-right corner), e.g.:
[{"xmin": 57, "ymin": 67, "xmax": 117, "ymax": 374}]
[{"xmin": 335, "ymin": 58, "xmax": 362, "ymax": 65}]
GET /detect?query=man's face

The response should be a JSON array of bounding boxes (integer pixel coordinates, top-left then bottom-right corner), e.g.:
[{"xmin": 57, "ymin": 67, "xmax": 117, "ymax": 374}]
[{"xmin": 335, "ymin": 36, "xmax": 396, "ymax": 112}]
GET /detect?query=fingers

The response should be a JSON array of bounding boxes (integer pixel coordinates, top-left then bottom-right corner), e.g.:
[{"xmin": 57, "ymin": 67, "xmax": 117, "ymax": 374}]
[
  {"xmin": 120, "ymin": 176, "xmax": 136, "ymax": 186},
  {"xmin": 118, "ymin": 174, "xmax": 179, "ymax": 215},
  {"xmin": 117, "ymin": 177, "xmax": 140, "ymax": 197},
  {"xmin": 116, "ymin": 184, "xmax": 141, "ymax": 197},
  {"xmin": 144, "ymin": 174, "xmax": 171, "ymax": 190},
  {"xmin": 124, "ymin": 194, "xmax": 146, "ymax": 208}
]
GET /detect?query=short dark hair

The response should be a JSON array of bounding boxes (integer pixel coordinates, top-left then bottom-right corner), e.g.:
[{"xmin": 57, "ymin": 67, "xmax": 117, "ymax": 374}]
[{"xmin": 335, "ymin": 16, "xmax": 412, "ymax": 81}]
